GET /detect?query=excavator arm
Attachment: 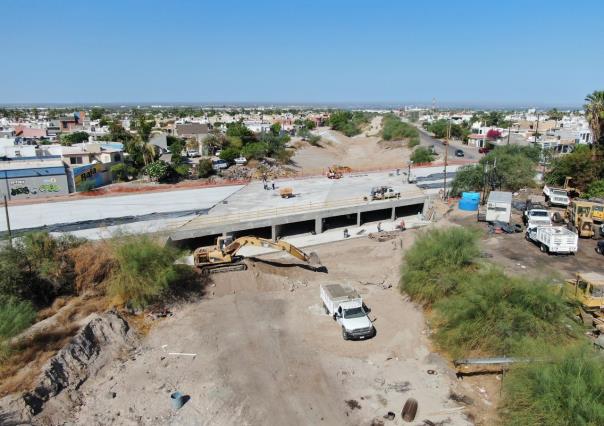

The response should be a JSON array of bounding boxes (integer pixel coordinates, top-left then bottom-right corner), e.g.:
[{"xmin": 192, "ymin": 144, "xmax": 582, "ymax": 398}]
[{"xmin": 224, "ymin": 237, "xmax": 319, "ymax": 265}]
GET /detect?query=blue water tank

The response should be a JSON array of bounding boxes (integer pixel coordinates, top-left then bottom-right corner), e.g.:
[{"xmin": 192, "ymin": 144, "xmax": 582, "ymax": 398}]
[{"xmin": 459, "ymin": 192, "xmax": 480, "ymax": 211}]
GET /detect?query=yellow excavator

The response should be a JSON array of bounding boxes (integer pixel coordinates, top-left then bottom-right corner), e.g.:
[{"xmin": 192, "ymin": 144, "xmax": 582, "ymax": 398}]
[{"xmin": 193, "ymin": 236, "xmax": 321, "ymax": 274}]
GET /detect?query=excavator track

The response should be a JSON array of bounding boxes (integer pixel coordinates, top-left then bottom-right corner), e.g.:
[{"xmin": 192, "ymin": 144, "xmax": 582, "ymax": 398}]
[{"xmin": 200, "ymin": 261, "xmax": 248, "ymax": 275}]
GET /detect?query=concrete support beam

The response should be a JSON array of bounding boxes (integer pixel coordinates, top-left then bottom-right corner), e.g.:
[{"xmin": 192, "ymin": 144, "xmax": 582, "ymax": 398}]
[
  {"xmin": 356, "ymin": 211, "xmax": 361, "ymax": 226},
  {"xmin": 271, "ymin": 224, "xmax": 281, "ymax": 241},
  {"xmin": 315, "ymin": 217, "xmax": 323, "ymax": 234},
  {"xmin": 391, "ymin": 207, "xmax": 396, "ymax": 221}
]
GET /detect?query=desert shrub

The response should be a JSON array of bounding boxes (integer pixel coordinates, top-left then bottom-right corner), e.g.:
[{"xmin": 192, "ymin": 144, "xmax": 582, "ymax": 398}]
[
  {"xmin": 68, "ymin": 241, "xmax": 116, "ymax": 294},
  {"xmin": 308, "ymin": 134, "xmax": 322, "ymax": 146},
  {"xmin": 400, "ymin": 227, "xmax": 479, "ymax": 305},
  {"xmin": 327, "ymin": 110, "xmax": 370, "ymax": 136},
  {"xmin": 110, "ymin": 163, "xmax": 136, "ymax": 182},
  {"xmin": 197, "ymin": 158, "xmax": 214, "ymax": 178},
  {"xmin": 434, "ymin": 268, "xmax": 577, "ymax": 357},
  {"xmin": 410, "ymin": 147, "xmax": 435, "ymax": 163},
  {"xmin": 0, "ymin": 232, "xmax": 83, "ymax": 306},
  {"xmin": 500, "ymin": 345, "xmax": 604, "ymax": 426},
  {"xmin": 219, "ymin": 147, "xmax": 240, "ymax": 162},
  {"xmin": 381, "ymin": 114, "xmax": 419, "ymax": 141},
  {"xmin": 408, "ymin": 136, "xmax": 420, "ymax": 148},
  {"xmin": 107, "ymin": 236, "xmax": 182, "ymax": 309},
  {"xmin": 0, "ymin": 298, "xmax": 36, "ymax": 359}
]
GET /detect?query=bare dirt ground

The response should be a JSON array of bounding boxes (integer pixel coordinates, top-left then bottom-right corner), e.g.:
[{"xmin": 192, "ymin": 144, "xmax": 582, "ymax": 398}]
[
  {"xmin": 291, "ymin": 116, "xmax": 413, "ymax": 174},
  {"xmin": 59, "ymin": 234, "xmax": 472, "ymax": 426}
]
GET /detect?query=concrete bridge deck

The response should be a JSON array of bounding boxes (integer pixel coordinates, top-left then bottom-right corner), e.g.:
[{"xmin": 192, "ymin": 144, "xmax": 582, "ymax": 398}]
[{"xmin": 169, "ymin": 171, "xmax": 427, "ymax": 243}]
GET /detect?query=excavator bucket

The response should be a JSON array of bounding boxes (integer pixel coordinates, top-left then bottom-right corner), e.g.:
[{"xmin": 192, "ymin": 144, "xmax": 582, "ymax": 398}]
[{"xmin": 308, "ymin": 251, "xmax": 321, "ymax": 266}]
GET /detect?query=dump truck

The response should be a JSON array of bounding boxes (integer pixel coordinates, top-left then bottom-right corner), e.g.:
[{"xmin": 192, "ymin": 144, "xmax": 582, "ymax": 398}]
[
  {"xmin": 370, "ymin": 186, "xmax": 400, "ymax": 201},
  {"xmin": 320, "ymin": 284, "xmax": 375, "ymax": 340},
  {"xmin": 525, "ymin": 226, "xmax": 578, "ymax": 254},
  {"xmin": 193, "ymin": 236, "xmax": 320, "ymax": 274},
  {"xmin": 565, "ymin": 272, "xmax": 604, "ymax": 333},
  {"xmin": 565, "ymin": 200, "xmax": 596, "ymax": 238}
]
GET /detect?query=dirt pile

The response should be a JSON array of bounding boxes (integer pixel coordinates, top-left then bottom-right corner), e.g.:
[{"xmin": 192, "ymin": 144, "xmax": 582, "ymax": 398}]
[{"xmin": 0, "ymin": 311, "xmax": 136, "ymax": 423}]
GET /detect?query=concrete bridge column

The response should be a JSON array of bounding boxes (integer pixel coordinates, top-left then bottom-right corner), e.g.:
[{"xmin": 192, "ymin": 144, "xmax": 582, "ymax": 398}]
[
  {"xmin": 315, "ymin": 217, "xmax": 323, "ymax": 234},
  {"xmin": 271, "ymin": 224, "xmax": 281, "ymax": 241},
  {"xmin": 356, "ymin": 211, "xmax": 361, "ymax": 226},
  {"xmin": 391, "ymin": 207, "xmax": 396, "ymax": 221}
]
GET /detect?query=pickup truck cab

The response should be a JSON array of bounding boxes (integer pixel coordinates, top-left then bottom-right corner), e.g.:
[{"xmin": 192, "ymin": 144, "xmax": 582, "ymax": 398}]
[
  {"xmin": 523, "ymin": 209, "xmax": 552, "ymax": 228},
  {"xmin": 320, "ymin": 284, "xmax": 375, "ymax": 340},
  {"xmin": 370, "ymin": 186, "xmax": 400, "ymax": 201},
  {"xmin": 543, "ymin": 185, "xmax": 570, "ymax": 207}
]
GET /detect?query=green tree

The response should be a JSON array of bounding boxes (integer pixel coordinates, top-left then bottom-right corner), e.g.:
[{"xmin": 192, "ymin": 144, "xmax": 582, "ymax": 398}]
[
  {"xmin": 110, "ymin": 163, "xmax": 135, "ymax": 182},
  {"xmin": 241, "ymin": 142, "xmax": 269, "ymax": 160},
  {"xmin": 226, "ymin": 121, "xmax": 255, "ymax": 144},
  {"xmin": 585, "ymin": 90, "xmax": 604, "ymax": 146},
  {"xmin": 450, "ymin": 164, "xmax": 484, "ymax": 196},
  {"xmin": 145, "ymin": 160, "xmax": 171, "ymax": 182},
  {"xmin": 90, "ymin": 107, "xmax": 105, "ymax": 121},
  {"xmin": 270, "ymin": 122, "xmax": 281, "ymax": 136},
  {"xmin": 546, "ymin": 145, "xmax": 603, "ymax": 191},
  {"xmin": 584, "ymin": 179, "xmax": 604, "ymax": 199},
  {"xmin": 219, "ymin": 147, "xmax": 240, "ymax": 162},
  {"xmin": 197, "ymin": 159, "xmax": 214, "ymax": 178},
  {"xmin": 410, "ymin": 147, "xmax": 434, "ymax": 163},
  {"xmin": 60, "ymin": 131, "xmax": 89, "ymax": 146},
  {"xmin": 381, "ymin": 114, "xmax": 419, "ymax": 141}
]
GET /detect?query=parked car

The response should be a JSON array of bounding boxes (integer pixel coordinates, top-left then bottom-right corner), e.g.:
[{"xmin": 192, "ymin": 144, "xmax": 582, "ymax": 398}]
[
  {"xmin": 454, "ymin": 149, "xmax": 465, "ymax": 157},
  {"xmin": 597, "ymin": 240, "xmax": 604, "ymax": 255},
  {"xmin": 478, "ymin": 147, "xmax": 491, "ymax": 154},
  {"xmin": 211, "ymin": 159, "xmax": 229, "ymax": 170},
  {"xmin": 187, "ymin": 150, "xmax": 201, "ymax": 158},
  {"xmin": 234, "ymin": 156, "xmax": 247, "ymax": 165}
]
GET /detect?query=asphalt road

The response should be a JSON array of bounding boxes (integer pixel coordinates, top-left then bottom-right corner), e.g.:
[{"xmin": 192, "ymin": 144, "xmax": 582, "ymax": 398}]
[{"xmin": 417, "ymin": 126, "xmax": 478, "ymax": 161}]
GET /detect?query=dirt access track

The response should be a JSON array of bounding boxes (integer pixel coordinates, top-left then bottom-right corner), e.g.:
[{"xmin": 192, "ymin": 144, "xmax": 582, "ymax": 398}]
[{"xmin": 63, "ymin": 236, "xmax": 470, "ymax": 426}]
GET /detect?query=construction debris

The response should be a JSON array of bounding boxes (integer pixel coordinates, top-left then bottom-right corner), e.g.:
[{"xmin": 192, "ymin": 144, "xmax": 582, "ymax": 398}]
[{"xmin": 368, "ymin": 231, "xmax": 400, "ymax": 242}]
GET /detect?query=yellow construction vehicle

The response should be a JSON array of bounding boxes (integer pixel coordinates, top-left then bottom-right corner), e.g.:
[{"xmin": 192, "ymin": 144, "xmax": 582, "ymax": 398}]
[
  {"xmin": 564, "ymin": 176, "xmax": 581, "ymax": 197},
  {"xmin": 193, "ymin": 236, "xmax": 321, "ymax": 274},
  {"xmin": 564, "ymin": 272, "xmax": 604, "ymax": 333},
  {"xmin": 588, "ymin": 199, "xmax": 604, "ymax": 223},
  {"xmin": 565, "ymin": 200, "xmax": 596, "ymax": 238}
]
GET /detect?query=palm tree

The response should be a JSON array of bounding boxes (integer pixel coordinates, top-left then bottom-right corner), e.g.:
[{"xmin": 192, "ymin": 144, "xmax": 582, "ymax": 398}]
[
  {"xmin": 132, "ymin": 134, "xmax": 156, "ymax": 167},
  {"xmin": 584, "ymin": 90, "xmax": 604, "ymax": 147}
]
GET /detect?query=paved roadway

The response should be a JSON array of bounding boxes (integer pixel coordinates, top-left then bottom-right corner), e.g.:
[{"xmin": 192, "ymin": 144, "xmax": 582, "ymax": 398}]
[{"xmin": 417, "ymin": 126, "xmax": 478, "ymax": 161}]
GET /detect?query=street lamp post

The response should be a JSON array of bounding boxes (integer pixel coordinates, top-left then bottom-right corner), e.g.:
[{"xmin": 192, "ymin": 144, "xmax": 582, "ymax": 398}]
[{"xmin": 407, "ymin": 161, "xmax": 413, "ymax": 183}]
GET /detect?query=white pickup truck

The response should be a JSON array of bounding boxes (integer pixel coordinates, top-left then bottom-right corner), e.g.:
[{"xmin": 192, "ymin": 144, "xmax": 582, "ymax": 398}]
[
  {"xmin": 543, "ymin": 185, "xmax": 570, "ymax": 207},
  {"xmin": 526, "ymin": 226, "xmax": 578, "ymax": 254},
  {"xmin": 523, "ymin": 209, "xmax": 552, "ymax": 228},
  {"xmin": 320, "ymin": 284, "xmax": 375, "ymax": 340}
]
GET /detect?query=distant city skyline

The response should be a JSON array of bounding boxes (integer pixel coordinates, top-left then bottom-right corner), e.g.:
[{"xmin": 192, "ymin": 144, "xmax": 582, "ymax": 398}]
[{"xmin": 2, "ymin": 0, "xmax": 603, "ymax": 106}]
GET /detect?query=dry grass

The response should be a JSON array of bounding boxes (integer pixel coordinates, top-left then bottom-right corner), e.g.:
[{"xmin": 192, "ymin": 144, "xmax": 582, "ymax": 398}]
[
  {"xmin": 68, "ymin": 241, "xmax": 116, "ymax": 294},
  {"xmin": 0, "ymin": 295, "xmax": 112, "ymax": 397}
]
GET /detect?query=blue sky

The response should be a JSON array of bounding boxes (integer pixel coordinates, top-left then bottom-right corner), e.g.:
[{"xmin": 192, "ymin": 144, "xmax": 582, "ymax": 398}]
[{"xmin": 2, "ymin": 0, "xmax": 603, "ymax": 106}]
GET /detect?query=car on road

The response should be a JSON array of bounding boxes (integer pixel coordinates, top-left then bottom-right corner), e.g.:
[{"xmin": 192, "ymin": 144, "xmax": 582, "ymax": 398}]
[
  {"xmin": 478, "ymin": 147, "xmax": 491, "ymax": 154},
  {"xmin": 187, "ymin": 150, "xmax": 201, "ymax": 158},
  {"xmin": 454, "ymin": 149, "xmax": 465, "ymax": 157},
  {"xmin": 212, "ymin": 159, "xmax": 229, "ymax": 170}
]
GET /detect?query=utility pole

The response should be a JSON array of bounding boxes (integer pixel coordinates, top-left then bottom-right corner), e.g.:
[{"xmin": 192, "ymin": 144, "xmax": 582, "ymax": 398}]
[
  {"xmin": 534, "ymin": 113, "xmax": 540, "ymax": 144},
  {"xmin": 507, "ymin": 123, "xmax": 511, "ymax": 145},
  {"xmin": 3, "ymin": 195, "xmax": 12, "ymax": 246},
  {"xmin": 443, "ymin": 118, "xmax": 451, "ymax": 200}
]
